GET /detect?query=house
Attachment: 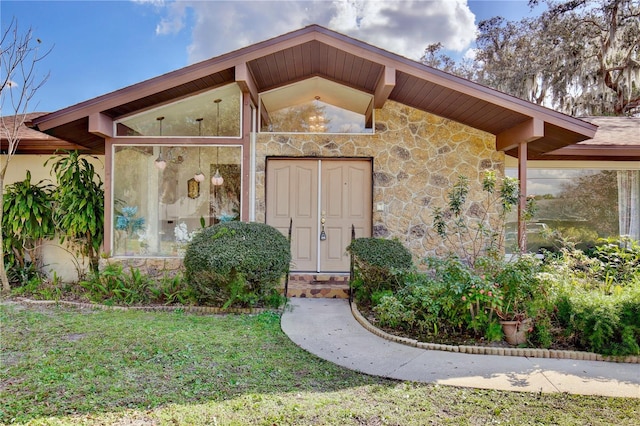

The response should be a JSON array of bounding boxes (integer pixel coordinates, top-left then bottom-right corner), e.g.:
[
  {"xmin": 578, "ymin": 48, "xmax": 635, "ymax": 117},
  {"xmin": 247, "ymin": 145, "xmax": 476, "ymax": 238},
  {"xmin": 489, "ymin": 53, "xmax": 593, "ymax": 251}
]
[{"xmin": 5, "ymin": 25, "xmax": 638, "ymax": 282}]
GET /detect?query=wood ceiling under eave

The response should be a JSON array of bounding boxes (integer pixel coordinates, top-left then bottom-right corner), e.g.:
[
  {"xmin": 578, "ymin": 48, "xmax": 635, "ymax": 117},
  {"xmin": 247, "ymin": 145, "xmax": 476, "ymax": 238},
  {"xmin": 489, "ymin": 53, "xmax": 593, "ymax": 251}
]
[
  {"xmin": 44, "ymin": 117, "xmax": 105, "ymax": 154},
  {"xmin": 502, "ymin": 122, "xmax": 599, "ymax": 160},
  {"xmin": 247, "ymin": 40, "xmax": 383, "ymax": 93}
]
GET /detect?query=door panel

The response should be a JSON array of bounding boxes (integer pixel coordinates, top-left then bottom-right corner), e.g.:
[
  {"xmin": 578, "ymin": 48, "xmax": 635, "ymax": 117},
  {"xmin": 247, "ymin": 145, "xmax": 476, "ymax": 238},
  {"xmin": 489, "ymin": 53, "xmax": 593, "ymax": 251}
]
[
  {"xmin": 266, "ymin": 158, "xmax": 371, "ymax": 272},
  {"xmin": 267, "ymin": 160, "xmax": 318, "ymax": 271},
  {"xmin": 320, "ymin": 161, "xmax": 372, "ymax": 271}
]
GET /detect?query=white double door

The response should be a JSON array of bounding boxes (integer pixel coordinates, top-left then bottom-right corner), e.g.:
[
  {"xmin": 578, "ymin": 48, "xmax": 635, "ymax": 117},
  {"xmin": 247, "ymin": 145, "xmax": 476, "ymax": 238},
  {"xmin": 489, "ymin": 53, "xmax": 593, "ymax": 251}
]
[{"xmin": 266, "ymin": 159, "xmax": 372, "ymax": 272}]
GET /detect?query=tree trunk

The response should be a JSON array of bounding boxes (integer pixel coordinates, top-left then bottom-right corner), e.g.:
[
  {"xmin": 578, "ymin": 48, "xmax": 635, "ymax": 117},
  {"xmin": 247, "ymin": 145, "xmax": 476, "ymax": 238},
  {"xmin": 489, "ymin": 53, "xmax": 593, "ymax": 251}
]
[{"xmin": 0, "ymin": 172, "xmax": 10, "ymax": 292}]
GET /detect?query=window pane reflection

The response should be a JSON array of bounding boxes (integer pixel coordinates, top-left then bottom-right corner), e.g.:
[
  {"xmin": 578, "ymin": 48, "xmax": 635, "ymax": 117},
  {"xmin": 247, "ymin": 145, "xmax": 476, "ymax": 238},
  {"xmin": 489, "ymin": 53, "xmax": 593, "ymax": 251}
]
[
  {"xmin": 115, "ymin": 85, "xmax": 241, "ymax": 137},
  {"xmin": 113, "ymin": 145, "xmax": 241, "ymax": 256}
]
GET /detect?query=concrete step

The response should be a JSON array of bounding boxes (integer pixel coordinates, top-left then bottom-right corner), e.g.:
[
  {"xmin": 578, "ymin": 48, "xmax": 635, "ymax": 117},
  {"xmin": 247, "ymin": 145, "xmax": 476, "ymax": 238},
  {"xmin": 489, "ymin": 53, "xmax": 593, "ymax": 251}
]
[{"xmin": 284, "ymin": 274, "xmax": 351, "ymax": 299}]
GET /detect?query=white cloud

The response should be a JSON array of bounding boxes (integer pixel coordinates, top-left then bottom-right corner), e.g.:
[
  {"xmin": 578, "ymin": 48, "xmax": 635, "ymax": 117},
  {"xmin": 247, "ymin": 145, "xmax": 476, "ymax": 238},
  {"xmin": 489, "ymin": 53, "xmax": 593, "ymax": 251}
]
[
  {"xmin": 144, "ymin": 0, "xmax": 477, "ymax": 63},
  {"xmin": 155, "ymin": 1, "xmax": 187, "ymax": 35},
  {"xmin": 328, "ymin": 0, "xmax": 476, "ymax": 58}
]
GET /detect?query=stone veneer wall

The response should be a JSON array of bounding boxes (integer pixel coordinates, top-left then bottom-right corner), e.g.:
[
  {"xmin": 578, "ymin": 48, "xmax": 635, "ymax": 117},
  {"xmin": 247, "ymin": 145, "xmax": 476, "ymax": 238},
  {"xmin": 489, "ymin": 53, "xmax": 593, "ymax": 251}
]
[
  {"xmin": 99, "ymin": 257, "xmax": 184, "ymax": 278},
  {"xmin": 256, "ymin": 101, "xmax": 504, "ymax": 261}
]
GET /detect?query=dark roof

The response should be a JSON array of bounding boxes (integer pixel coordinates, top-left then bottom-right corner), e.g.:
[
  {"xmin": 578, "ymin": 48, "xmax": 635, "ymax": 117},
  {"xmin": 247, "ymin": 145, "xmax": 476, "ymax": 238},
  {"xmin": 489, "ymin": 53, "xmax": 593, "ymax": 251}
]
[
  {"xmin": 1, "ymin": 112, "xmax": 93, "ymax": 154},
  {"xmin": 541, "ymin": 116, "xmax": 640, "ymax": 161},
  {"xmin": 33, "ymin": 24, "xmax": 596, "ymax": 157}
]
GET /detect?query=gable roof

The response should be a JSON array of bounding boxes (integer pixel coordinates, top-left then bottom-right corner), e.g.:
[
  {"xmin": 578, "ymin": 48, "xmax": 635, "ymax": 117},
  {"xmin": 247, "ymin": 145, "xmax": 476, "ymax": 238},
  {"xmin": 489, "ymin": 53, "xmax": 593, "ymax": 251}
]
[{"xmin": 33, "ymin": 25, "xmax": 596, "ymax": 157}]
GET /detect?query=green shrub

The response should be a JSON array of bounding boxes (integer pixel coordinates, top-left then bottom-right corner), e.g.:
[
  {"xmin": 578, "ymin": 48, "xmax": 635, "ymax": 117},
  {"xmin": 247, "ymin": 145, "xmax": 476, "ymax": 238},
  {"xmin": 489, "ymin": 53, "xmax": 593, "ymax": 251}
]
[
  {"xmin": 346, "ymin": 237, "xmax": 412, "ymax": 302},
  {"xmin": 588, "ymin": 237, "xmax": 640, "ymax": 286},
  {"xmin": 183, "ymin": 222, "xmax": 290, "ymax": 308},
  {"xmin": 79, "ymin": 263, "xmax": 153, "ymax": 305},
  {"xmin": 551, "ymin": 282, "xmax": 640, "ymax": 356},
  {"xmin": 2, "ymin": 171, "xmax": 55, "ymax": 279},
  {"xmin": 153, "ymin": 272, "xmax": 197, "ymax": 305},
  {"xmin": 432, "ymin": 172, "xmax": 535, "ymax": 267},
  {"xmin": 373, "ymin": 295, "xmax": 415, "ymax": 329}
]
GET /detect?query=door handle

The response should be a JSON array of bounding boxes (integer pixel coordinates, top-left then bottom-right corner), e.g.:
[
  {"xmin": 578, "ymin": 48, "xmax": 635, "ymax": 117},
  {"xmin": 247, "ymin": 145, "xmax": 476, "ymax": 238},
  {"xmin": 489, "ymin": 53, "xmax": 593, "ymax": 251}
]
[{"xmin": 320, "ymin": 214, "xmax": 327, "ymax": 240}]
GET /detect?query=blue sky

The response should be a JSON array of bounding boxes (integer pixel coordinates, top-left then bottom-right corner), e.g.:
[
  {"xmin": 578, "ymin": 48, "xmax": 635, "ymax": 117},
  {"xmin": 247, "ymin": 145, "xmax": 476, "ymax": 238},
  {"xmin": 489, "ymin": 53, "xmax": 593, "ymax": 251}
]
[{"xmin": 2, "ymin": 0, "xmax": 546, "ymax": 113}]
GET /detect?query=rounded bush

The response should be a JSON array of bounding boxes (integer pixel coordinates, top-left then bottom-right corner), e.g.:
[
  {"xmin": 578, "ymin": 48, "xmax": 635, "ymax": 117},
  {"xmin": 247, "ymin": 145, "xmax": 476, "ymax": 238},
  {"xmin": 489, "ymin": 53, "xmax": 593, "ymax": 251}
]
[
  {"xmin": 184, "ymin": 222, "xmax": 291, "ymax": 307},
  {"xmin": 346, "ymin": 237, "xmax": 413, "ymax": 302}
]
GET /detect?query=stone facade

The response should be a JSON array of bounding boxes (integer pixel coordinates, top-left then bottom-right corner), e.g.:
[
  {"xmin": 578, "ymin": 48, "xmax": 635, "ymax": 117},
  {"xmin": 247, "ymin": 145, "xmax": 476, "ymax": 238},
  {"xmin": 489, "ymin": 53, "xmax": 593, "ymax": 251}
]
[
  {"xmin": 99, "ymin": 257, "xmax": 184, "ymax": 278},
  {"xmin": 256, "ymin": 100, "xmax": 504, "ymax": 262}
]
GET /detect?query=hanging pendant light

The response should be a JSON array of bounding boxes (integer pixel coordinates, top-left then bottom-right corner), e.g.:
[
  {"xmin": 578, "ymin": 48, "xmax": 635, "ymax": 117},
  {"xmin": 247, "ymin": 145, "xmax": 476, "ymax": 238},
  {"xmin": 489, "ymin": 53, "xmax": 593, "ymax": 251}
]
[
  {"xmin": 211, "ymin": 169, "xmax": 224, "ymax": 186},
  {"xmin": 193, "ymin": 118, "xmax": 205, "ymax": 181},
  {"xmin": 211, "ymin": 100, "xmax": 224, "ymax": 186},
  {"xmin": 211, "ymin": 146, "xmax": 224, "ymax": 186},
  {"xmin": 154, "ymin": 116, "xmax": 167, "ymax": 170}
]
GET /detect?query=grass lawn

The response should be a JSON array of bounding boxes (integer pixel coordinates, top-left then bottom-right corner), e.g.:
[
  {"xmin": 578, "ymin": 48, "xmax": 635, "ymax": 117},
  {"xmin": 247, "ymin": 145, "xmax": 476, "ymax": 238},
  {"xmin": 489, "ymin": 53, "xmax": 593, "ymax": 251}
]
[{"xmin": 1, "ymin": 301, "xmax": 638, "ymax": 425}]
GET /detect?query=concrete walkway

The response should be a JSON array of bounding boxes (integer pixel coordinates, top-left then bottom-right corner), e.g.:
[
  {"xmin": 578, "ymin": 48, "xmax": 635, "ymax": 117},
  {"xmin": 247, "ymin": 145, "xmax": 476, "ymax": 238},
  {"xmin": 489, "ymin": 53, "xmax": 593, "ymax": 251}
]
[{"xmin": 281, "ymin": 298, "xmax": 640, "ymax": 398}]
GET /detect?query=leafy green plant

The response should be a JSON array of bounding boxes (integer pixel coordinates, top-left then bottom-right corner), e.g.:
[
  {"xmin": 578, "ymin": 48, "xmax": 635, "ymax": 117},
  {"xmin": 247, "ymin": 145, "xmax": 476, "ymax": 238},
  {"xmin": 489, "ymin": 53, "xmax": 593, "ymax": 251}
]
[
  {"xmin": 79, "ymin": 263, "xmax": 153, "ymax": 305},
  {"xmin": 432, "ymin": 171, "xmax": 535, "ymax": 267},
  {"xmin": 154, "ymin": 272, "xmax": 197, "ymax": 305},
  {"xmin": 373, "ymin": 294, "xmax": 415, "ymax": 329},
  {"xmin": 2, "ymin": 171, "xmax": 55, "ymax": 280},
  {"xmin": 484, "ymin": 321, "xmax": 504, "ymax": 342},
  {"xmin": 346, "ymin": 237, "xmax": 413, "ymax": 303},
  {"xmin": 589, "ymin": 237, "xmax": 640, "ymax": 286},
  {"xmin": 183, "ymin": 222, "xmax": 290, "ymax": 308},
  {"xmin": 489, "ymin": 254, "xmax": 544, "ymax": 320},
  {"xmin": 48, "ymin": 151, "xmax": 104, "ymax": 273},
  {"xmin": 545, "ymin": 267, "xmax": 640, "ymax": 356}
]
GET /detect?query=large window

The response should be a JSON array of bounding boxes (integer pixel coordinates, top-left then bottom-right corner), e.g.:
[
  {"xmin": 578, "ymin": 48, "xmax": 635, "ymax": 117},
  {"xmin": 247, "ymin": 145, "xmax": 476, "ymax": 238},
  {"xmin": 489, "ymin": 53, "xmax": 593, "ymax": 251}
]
[
  {"xmin": 115, "ymin": 85, "xmax": 241, "ymax": 137},
  {"xmin": 112, "ymin": 145, "xmax": 242, "ymax": 257},
  {"xmin": 259, "ymin": 77, "xmax": 374, "ymax": 134},
  {"xmin": 506, "ymin": 168, "xmax": 640, "ymax": 252}
]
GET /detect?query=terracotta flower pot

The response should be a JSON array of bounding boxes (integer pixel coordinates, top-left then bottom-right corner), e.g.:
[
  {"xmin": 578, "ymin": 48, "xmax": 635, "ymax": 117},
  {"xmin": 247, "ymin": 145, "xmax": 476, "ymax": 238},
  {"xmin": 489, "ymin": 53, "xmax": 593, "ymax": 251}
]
[{"xmin": 500, "ymin": 318, "xmax": 532, "ymax": 345}]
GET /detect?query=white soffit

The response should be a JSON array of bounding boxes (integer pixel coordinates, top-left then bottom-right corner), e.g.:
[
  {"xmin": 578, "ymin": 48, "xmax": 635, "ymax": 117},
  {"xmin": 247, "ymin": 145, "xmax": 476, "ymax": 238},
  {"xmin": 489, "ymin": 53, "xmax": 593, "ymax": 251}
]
[{"xmin": 260, "ymin": 76, "xmax": 372, "ymax": 114}]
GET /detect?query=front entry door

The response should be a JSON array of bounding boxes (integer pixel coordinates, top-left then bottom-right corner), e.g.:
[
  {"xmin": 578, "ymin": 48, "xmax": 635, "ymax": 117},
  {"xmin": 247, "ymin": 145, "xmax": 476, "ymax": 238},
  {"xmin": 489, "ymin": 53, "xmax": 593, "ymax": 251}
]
[{"xmin": 266, "ymin": 159, "xmax": 372, "ymax": 272}]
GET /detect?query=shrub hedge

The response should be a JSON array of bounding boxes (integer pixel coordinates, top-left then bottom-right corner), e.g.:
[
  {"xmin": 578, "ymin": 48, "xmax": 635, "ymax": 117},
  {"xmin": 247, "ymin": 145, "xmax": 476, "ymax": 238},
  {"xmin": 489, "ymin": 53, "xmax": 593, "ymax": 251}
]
[
  {"xmin": 346, "ymin": 237, "xmax": 413, "ymax": 302},
  {"xmin": 183, "ymin": 222, "xmax": 290, "ymax": 308}
]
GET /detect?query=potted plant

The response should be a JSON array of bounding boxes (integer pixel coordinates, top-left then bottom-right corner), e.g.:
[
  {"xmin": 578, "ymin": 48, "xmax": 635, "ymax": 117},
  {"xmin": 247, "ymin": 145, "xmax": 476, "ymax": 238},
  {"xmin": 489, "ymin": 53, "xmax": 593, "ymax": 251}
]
[
  {"xmin": 497, "ymin": 309, "xmax": 533, "ymax": 345},
  {"xmin": 115, "ymin": 206, "xmax": 145, "ymax": 254},
  {"xmin": 492, "ymin": 255, "xmax": 542, "ymax": 345}
]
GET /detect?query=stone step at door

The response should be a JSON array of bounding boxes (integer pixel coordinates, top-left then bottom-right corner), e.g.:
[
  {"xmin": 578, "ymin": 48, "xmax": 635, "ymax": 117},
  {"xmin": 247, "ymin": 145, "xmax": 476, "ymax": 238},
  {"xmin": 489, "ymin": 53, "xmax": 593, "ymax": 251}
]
[{"xmin": 284, "ymin": 274, "xmax": 351, "ymax": 299}]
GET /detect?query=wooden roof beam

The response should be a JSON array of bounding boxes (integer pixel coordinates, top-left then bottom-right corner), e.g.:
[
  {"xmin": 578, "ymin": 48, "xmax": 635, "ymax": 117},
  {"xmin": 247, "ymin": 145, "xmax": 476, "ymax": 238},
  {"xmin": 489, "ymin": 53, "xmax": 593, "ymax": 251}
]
[
  {"xmin": 373, "ymin": 66, "xmax": 395, "ymax": 109},
  {"xmin": 89, "ymin": 112, "xmax": 113, "ymax": 138},
  {"xmin": 496, "ymin": 117, "xmax": 544, "ymax": 152},
  {"xmin": 235, "ymin": 62, "xmax": 259, "ymax": 107}
]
